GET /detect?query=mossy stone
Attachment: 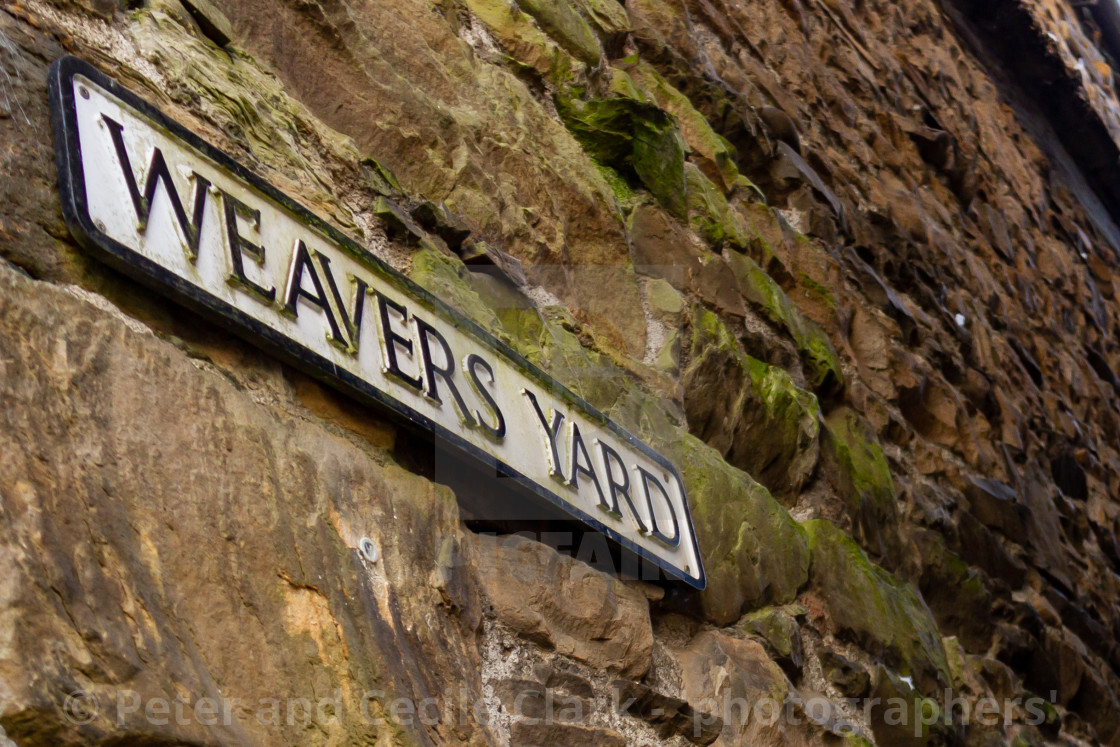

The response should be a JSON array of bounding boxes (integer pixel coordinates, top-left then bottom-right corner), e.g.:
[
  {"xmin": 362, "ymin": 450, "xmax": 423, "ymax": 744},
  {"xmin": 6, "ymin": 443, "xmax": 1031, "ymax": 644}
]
[
  {"xmin": 821, "ymin": 407, "xmax": 900, "ymax": 561},
  {"xmin": 611, "ymin": 390, "xmax": 811, "ymax": 626},
  {"xmin": 803, "ymin": 520, "xmax": 952, "ymax": 696},
  {"xmin": 466, "ymin": 0, "xmax": 576, "ymax": 83},
  {"xmin": 683, "ymin": 306, "xmax": 821, "ymax": 500},
  {"xmin": 557, "ymin": 94, "xmax": 688, "ymax": 220},
  {"xmin": 629, "ymin": 110, "xmax": 689, "ymax": 221},
  {"xmin": 492, "ymin": 301, "xmax": 629, "ymax": 412},
  {"xmin": 741, "ymin": 605, "xmax": 805, "ymax": 674},
  {"xmin": 726, "ymin": 251, "xmax": 844, "ymax": 393},
  {"xmin": 517, "ymin": 0, "xmax": 602, "ymax": 65},
  {"xmin": 572, "ymin": 0, "xmax": 630, "ymax": 39},
  {"xmin": 361, "ymin": 156, "xmax": 404, "ymax": 197},
  {"xmin": 592, "ymin": 158, "xmax": 635, "ymax": 207},
  {"xmin": 608, "ymin": 67, "xmax": 648, "ymax": 102},
  {"xmin": 684, "ymin": 162, "xmax": 751, "ymax": 250},
  {"xmin": 668, "ymin": 434, "xmax": 811, "ymax": 625},
  {"xmin": 408, "ymin": 247, "xmax": 503, "ymax": 333},
  {"xmin": 736, "ymin": 356, "xmax": 821, "ymax": 496},
  {"xmin": 844, "ymin": 737, "xmax": 875, "ymax": 747},
  {"xmin": 410, "ymin": 249, "xmax": 627, "ymax": 410},
  {"xmin": 628, "ymin": 60, "xmax": 740, "ymax": 190}
]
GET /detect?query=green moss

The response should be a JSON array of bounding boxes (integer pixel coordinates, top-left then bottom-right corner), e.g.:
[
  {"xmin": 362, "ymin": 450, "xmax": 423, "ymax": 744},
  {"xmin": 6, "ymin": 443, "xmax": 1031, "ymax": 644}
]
[
  {"xmin": 592, "ymin": 158, "xmax": 635, "ymax": 206},
  {"xmin": 823, "ymin": 408, "xmax": 893, "ymax": 510},
  {"xmin": 684, "ymin": 307, "xmax": 821, "ymax": 499},
  {"xmin": 609, "ymin": 388, "xmax": 811, "ymax": 625},
  {"xmin": 1034, "ymin": 701, "xmax": 1062, "ymax": 735},
  {"xmin": 797, "ymin": 271, "xmax": 838, "ymax": 315},
  {"xmin": 803, "ymin": 520, "xmax": 951, "ymax": 693},
  {"xmin": 941, "ymin": 636, "xmax": 971, "ymax": 691},
  {"xmin": 821, "ymin": 408, "xmax": 900, "ymax": 561},
  {"xmin": 689, "ymin": 305, "xmax": 737, "ymax": 352},
  {"xmin": 629, "ymin": 110, "xmax": 688, "ymax": 220},
  {"xmin": 465, "ymin": 0, "xmax": 577, "ymax": 83},
  {"xmin": 628, "ymin": 60, "xmax": 740, "ymax": 190},
  {"xmin": 799, "ymin": 333, "xmax": 844, "ymax": 395},
  {"xmin": 556, "ymin": 93, "xmax": 688, "ymax": 219},
  {"xmin": 735, "ymin": 173, "xmax": 768, "ymax": 204},
  {"xmin": 726, "ymin": 252, "xmax": 843, "ymax": 393},
  {"xmin": 476, "ymin": 291, "xmax": 629, "ymax": 412},
  {"xmin": 360, "ymin": 156, "xmax": 403, "ymax": 196},
  {"xmin": 745, "ymin": 357, "xmax": 822, "ymax": 447},
  {"xmin": 741, "ymin": 605, "xmax": 804, "ymax": 663},
  {"xmin": 608, "ymin": 67, "xmax": 648, "ymax": 102},
  {"xmin": 737, "ymin": 202, "xmax": 794, "ymax": 270},
  {"xmin": 684, "ymin": 163, "xmax": 751, "ymax": 250},
  {"xmin": 517, "ymin": 0, "xmax": 602, "ymax": 65},
  {"xmin": 669, "ymin": 434, "xmax": 810, "ymax": 624},
  {"xmin": 572, "ymin": 0, "xmax": 630, "ymax": 38},
  {"xmin": 408, "ymin": 248, "xmax": 503, "ymax": 333}
]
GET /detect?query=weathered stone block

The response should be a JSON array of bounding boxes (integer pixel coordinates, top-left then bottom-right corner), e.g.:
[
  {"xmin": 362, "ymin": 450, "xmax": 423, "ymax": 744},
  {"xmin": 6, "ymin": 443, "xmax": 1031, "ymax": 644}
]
[
  {"xmin": 470, "ymin": 533, "xmax": 654, "ymax": 678},
  {"xmin": 740, "ymin": 605, "xmax": 805, "ymax": 676},
  {"xmin": 802, "ymin": 520, "xmax": 950, "ymax": 695},
  {"xmin": 683, "ymin": 306, "xmax": 821, "ymax": 500},
  {"xmin": 820, "ymin": 407, "xmax": 900, "ymax": 561},
  {"xmin": 663, "ymin": 434, "xmax": 810, "ymax": 625},
  {"xmin": 0, "ymin": 261, "xmax": 488, "ymax": 745}
]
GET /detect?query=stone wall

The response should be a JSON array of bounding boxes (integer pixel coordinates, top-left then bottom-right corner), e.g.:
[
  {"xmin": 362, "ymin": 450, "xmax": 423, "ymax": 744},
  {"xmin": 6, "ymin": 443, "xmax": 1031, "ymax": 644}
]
[{"xmin": 1, "ymin": 0, "xmax": 1120, "ymax": 744}]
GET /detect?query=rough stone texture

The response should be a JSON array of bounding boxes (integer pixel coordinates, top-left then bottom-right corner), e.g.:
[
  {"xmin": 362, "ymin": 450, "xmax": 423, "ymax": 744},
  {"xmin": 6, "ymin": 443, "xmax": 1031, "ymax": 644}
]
[
  {"xmin": 3, "ymin": 0, "xmax": 1120, "ymax": 743},
  {"xmin": 682, "ymin": 306, "xmax": 821, "ymax": 500},
  {"xmin": 0, "ymin": 260, "xmax": 488, "ymax": 746},
  {"xmin": 803, "ymin": 521, "xmax": 950, "ymax": 696},
  {"xmin": 654, "ymin": 430, "xmax": 811, "ymax": 628},
  {"xmin": 470, "ymin": 533, "xmax": 653, "ymax": 679},
  {"xmin": 820, "ymin": 407, "xmax": 901, "ymax": 564}
]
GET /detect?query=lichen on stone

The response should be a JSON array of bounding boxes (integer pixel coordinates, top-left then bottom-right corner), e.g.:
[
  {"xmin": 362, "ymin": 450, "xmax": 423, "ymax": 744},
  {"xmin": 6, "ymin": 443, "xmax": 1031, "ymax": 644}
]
[
  {"xmin": 802, "ymin": 519, "xmax": 952, "ymax": 695},
  {"xmin": 726, "ymin": 250, "xmax": 844, "ymax": 393},
  {"xmin": 682, "ymin": 305, "xmax": 822, "ymax": 500},
  {"xmin": 626, "ymin": 59, "xmax": 741, "ymax": 191},
  {"xmin": 820, "ymin": 406, "xmax": 900, "ymax": 561},
  {"xmin": 556, "ymin": 88, "xmax": 688, "ymax": 220}
]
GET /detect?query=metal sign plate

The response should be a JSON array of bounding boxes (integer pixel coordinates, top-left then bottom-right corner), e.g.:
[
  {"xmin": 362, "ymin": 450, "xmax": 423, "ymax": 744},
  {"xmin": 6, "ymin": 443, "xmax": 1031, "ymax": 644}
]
[{"xmin": 48, "ymin": 56, "xmax": 705, "ymax": 589}]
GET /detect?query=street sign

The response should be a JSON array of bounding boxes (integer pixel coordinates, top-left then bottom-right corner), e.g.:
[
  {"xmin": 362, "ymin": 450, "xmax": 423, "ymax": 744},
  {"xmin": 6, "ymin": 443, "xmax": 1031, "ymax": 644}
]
[{"xmin": 49, "ymin": 56, "xmax": 705, "ymax": 589}]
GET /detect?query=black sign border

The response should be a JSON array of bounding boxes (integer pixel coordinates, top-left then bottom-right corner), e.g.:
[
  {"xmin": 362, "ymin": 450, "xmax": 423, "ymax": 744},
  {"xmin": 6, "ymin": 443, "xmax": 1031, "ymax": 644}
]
[{"xmin": 48, "ymin": 55, "xmax": 706, "ymax": 590}]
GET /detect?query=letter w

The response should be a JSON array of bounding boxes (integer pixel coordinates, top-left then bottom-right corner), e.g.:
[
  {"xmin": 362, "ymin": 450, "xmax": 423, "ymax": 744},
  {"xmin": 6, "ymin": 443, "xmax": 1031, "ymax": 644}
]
[{"xmin": 103, "ymin": 115, "xmax": 210, "ymax": 260}]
